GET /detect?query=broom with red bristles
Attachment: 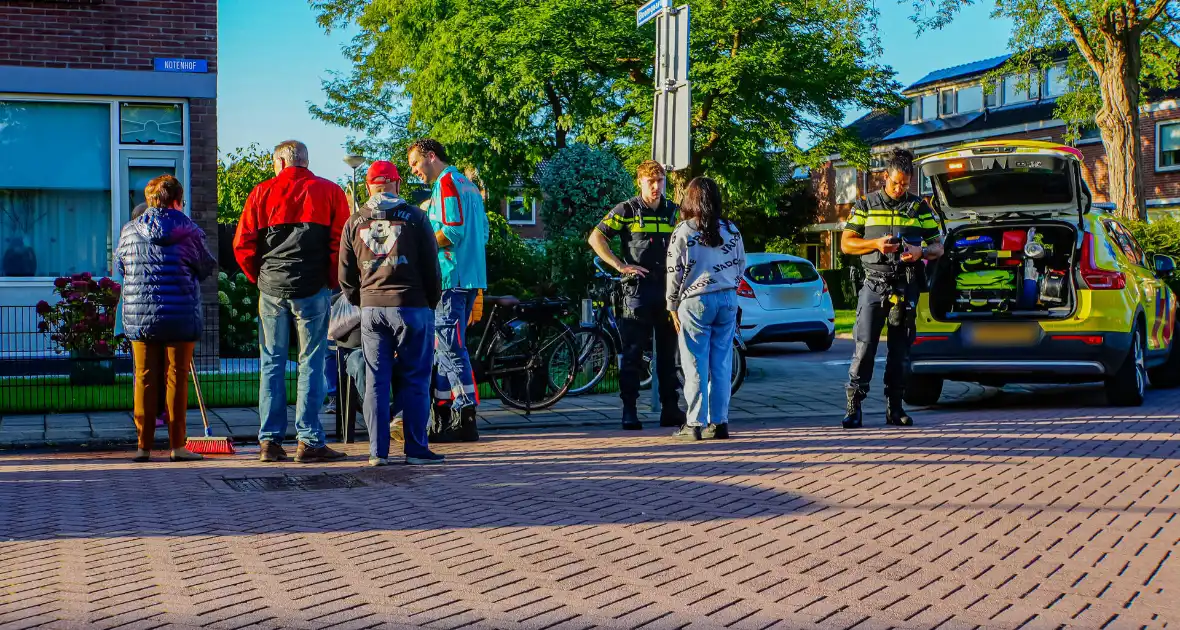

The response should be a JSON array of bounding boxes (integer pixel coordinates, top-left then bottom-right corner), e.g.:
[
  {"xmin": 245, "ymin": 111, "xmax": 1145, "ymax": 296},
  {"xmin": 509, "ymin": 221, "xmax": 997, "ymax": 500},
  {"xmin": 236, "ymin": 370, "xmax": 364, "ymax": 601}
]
[{"xmin": 184, "ymin": 359, "xmax": 235, "ymax": 455}]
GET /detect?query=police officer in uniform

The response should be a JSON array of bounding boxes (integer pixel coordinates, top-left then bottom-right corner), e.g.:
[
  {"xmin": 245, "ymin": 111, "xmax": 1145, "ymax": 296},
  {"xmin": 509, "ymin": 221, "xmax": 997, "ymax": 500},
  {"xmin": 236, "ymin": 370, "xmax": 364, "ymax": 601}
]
[
  {"xmin": 840, "ymin": 149, "xmax": 944, "ymax": 428},
  {"xmin": 588, "ymin": 160, "xmax": 687, "ymax": 430}
]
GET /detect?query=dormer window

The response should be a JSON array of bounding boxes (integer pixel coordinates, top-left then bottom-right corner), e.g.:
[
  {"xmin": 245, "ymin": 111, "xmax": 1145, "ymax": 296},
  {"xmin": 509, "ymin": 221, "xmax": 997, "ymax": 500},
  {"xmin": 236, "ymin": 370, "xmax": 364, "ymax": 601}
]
[
  {"xmin": 1003, "ymin": 73, "xmax": 1041, "ymax": 105},
  {"xmin": 921, "ymin": 93, "xmax": 937, "ymax": 121},
  {"xmin": 940, "ymin": 89, "xmax": 956, "ymax": 116},
  {"xmin": 1046, "ymin": 63, "xmax": 1069, "ymax": 97},
  {"xmin": 957, "ymin": 85, "xmax": 983, "ymax": 112}
]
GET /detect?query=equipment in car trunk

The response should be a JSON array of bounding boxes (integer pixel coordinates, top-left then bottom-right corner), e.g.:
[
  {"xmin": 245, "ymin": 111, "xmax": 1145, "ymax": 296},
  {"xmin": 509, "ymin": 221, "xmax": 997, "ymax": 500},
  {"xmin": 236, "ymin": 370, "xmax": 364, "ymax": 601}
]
[
  {"xmin": 1001, "ymin": 230, "xmax": 1027, "ymax": 252},
  {"xmin": 1039, "ymin": 270, "xmax": 1068, "ymax": 305}
]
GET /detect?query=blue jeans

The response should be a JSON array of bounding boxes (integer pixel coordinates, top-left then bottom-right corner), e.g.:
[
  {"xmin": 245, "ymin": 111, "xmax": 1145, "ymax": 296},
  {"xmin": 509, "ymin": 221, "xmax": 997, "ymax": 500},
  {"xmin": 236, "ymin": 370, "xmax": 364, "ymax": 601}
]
[
  {"xmin": 362, "ymin": 306, "xmax": 434, "ymax": 459},
  {"xmin": 342, "ymin": 346, "xmax": 366, "ymax": 397},
  {"xmin": 676, "ymin": 290, "xmax": 738, "ymax": 427},
  {"xmin": 433, "ymin": 289, "xmax": 478, "ymax": 410},
  {"xmin": 257, "ymin": 288, "xmax": 330, "ymax": 447},
  {"xmin": 326, "ymin": 348, "xmax": 339, "ymax": 398}
]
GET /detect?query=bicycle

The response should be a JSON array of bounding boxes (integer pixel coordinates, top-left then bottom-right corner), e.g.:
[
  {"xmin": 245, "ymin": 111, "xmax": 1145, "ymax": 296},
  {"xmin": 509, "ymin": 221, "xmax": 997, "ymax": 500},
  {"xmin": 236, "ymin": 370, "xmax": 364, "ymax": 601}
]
[
  {"xmin": 570, "ymin": 258, "xmax": 747, "ymax": 396},
  {"xmin": 472, "ymin": 295, "xmax": 580, "ymax": 412}
]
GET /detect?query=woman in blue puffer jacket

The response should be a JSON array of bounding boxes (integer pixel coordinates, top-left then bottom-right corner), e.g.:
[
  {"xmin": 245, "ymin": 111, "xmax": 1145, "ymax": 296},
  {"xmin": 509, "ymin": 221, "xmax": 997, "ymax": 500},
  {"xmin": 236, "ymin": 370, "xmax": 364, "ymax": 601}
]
[{"xmin": 116, "ymin": 175, "xmax": 216, "ymax": 463}]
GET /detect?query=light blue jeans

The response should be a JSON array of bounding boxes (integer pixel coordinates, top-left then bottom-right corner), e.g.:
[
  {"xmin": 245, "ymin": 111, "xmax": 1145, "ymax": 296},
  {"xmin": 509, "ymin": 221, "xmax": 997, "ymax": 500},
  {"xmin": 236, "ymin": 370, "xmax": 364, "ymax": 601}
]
[
  {"xmin": 676, "ymin": 290, "xmax": 738, "ymax": 428},
  {"xmin": 257, "ymin": 288, "xmax": 330, "ymax": 448}
]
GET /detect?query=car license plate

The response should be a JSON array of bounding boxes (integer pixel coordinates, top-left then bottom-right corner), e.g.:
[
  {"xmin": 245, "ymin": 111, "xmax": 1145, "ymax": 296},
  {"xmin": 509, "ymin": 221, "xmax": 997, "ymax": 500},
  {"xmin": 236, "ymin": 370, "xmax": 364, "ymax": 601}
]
[{"xmin": 964, "ymin": 323, "xmax": 1042, "ymax": 347}]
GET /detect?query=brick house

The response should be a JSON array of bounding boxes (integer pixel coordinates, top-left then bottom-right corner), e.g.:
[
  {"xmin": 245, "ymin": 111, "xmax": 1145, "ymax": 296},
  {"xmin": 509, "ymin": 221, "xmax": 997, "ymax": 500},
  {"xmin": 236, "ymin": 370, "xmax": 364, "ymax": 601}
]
[
  {"xmin": 0, "ymin": 0, "xmax": 217, "ymax": 354},
  {"xmin": 808, "ymin": 53, "xmax": 1180, "ymax": 270}
]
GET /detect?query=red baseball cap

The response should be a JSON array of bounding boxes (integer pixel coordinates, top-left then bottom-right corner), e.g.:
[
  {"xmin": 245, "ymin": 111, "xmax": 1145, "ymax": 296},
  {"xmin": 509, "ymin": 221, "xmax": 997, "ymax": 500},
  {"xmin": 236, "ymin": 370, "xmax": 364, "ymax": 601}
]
[{"xmin": 366, "ymin": 160, "xmax": 401, "ymax": 184}]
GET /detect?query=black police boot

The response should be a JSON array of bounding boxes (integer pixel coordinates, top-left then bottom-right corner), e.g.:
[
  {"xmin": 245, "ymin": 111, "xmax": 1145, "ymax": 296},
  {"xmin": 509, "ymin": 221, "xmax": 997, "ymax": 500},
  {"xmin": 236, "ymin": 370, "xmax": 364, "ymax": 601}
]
[
  {"xmin": 621, "ymin": 406, "xmax": 642, "ymax": 431},
  {"xmin": 659, "ymin": 405, "xmax": 686, "ymax": 428},
  {"xmin": 841, "ymin": 398, "xmax": 863, "ymax": 429},
  {"xmin": 885, "ymin": 400, "xmax": 914, "ymax": 426}
]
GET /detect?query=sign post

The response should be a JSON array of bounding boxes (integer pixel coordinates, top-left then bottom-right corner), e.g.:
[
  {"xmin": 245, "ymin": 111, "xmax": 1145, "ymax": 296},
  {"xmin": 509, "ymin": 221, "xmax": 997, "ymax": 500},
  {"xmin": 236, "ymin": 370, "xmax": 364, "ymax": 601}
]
[
  {"xmin": 637, "ymin": 1, "xmax": 691, "ymax": 412},
  {"xmin": 640, "ymin": 3, "xmax": 691, "ymax": 173}
]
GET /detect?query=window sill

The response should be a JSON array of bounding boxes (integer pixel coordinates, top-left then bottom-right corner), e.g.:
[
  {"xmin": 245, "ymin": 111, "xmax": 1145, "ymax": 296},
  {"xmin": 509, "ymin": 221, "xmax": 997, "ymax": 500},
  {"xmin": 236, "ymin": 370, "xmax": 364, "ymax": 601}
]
[
  {"xmin": 1157, "ymin": 164, "xmax": 1180, "ymax": 174},
  {"xmin": 507, "ymin": 221, "xmax": 537, "ymax": 226}
]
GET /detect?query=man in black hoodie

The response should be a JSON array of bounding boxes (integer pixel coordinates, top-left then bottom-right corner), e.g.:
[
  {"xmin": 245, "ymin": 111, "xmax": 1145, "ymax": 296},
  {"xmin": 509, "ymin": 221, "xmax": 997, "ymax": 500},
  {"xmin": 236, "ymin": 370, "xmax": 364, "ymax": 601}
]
[{"xmin": 339, "ymin": 161, "xmax": 444, "ymax": 466}]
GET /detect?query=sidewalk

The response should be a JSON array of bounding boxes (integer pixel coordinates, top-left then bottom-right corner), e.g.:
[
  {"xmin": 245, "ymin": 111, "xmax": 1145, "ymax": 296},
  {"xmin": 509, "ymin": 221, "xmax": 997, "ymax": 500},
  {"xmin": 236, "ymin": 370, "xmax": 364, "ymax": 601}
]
[{"xmin": 0, "ymin": 362, "xmax": 987, "ymax": 448}]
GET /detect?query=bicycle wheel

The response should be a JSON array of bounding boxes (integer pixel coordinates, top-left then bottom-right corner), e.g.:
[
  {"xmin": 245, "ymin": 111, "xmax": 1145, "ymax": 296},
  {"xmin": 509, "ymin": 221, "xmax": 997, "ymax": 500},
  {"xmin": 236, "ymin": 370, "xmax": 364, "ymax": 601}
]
[
  {"xmin": 487, "ymin": 323, "xmax": 578, "ymax": 410},
  {"xmin": 731, "ymin": 341, "xmax": 747, "ymax": 394},
  {"xmin": 567, "ymin": 327, "xmax": 613, "ymax": 396}
]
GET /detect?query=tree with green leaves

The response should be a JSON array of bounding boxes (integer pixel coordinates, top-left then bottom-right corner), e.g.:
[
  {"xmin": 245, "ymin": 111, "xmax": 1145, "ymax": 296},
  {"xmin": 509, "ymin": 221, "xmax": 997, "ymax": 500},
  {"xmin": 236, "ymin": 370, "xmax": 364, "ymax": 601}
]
[
  {"xmin": 309, "ymin": 0, "xmax": 901, "ymax": 239},
  {"xmin": 216, "ymin": 144, "xmax": 273, "ymax": 225},
  {"xmin": 912, "ymin": 0, "xmax": 1179, "ymax": 221}
]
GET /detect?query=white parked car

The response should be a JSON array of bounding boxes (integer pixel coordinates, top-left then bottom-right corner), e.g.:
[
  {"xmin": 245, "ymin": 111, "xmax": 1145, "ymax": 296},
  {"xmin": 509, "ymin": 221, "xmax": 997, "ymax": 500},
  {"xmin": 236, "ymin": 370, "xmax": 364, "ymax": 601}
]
[{"xmin": 737, "ymin": 253, "xmax": 836, "ymax": 350}]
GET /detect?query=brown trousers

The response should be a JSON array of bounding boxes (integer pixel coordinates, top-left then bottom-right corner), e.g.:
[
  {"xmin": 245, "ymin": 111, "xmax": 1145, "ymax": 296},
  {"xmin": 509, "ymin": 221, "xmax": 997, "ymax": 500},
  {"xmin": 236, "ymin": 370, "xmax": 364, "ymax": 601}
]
[{"xmin": 132, "ymin": 341, "xmax": 195, "ymax": 450}]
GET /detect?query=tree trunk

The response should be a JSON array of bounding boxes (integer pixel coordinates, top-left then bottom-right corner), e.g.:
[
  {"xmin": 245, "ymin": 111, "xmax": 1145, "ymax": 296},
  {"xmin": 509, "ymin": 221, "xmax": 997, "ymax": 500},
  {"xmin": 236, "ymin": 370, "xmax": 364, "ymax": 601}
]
[{"xmin": 1095, "ymin": 31, "xmax": 1146, "ymax": 221}]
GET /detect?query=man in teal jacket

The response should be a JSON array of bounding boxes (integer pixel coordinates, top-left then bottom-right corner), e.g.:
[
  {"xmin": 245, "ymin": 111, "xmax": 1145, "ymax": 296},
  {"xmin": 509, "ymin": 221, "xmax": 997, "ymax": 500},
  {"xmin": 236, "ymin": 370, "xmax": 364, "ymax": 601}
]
[{"xmin": 408, "ymin": 139, "xmax": 489, "ymax": 442}]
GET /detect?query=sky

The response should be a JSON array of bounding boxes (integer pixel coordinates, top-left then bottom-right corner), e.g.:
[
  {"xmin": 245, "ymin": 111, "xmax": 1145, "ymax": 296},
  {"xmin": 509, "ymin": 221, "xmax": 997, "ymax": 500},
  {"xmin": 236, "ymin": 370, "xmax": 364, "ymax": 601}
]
[{"xmin": 216, "ymin": 1, "xmax": 1015, "ymax": 183}]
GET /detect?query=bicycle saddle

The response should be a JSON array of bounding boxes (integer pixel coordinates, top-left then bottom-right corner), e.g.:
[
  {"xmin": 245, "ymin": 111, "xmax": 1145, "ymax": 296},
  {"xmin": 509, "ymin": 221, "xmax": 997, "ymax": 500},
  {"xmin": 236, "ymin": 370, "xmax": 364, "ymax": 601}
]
[{"xmin": 483, "ymin": 295, "xmax": 521, "ymax": 307}]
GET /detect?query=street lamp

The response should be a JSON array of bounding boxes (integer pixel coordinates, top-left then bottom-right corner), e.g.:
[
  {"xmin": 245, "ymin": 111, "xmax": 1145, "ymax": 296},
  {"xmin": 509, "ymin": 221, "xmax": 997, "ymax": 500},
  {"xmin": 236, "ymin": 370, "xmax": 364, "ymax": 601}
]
[{"xmin": 343, "ymin": 154, "xmax": 365, "ymax": 212}]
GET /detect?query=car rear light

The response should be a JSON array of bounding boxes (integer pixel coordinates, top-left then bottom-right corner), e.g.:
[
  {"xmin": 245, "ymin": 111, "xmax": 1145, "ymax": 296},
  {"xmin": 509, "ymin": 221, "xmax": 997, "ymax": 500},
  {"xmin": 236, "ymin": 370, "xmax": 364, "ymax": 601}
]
[
  {"xmin": 1052, "ymin": 334, "xmax": 1104, "ymax": 345},
  {"xmin": 912, "ymin": 335, "xmax": 949, "ymax": 346},
  {"xmin": 737, "ymin": 277, "xmax": 756, "ymax": 299},
  {"xmin": 1080, "ymin": 232, "xmax": 1125, "ymax": 290},
  {"xmin": 821, "ymin": 276, "xmax": 830, "ymax": 294}
]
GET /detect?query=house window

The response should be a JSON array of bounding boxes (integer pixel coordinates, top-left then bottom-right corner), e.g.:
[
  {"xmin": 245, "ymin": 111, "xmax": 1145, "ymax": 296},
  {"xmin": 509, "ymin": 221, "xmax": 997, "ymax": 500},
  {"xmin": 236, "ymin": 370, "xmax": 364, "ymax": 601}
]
[
  {"xmin": 957, "ymin": 85, "xmax": 983, "ymax": 112},
  {"xmin": 120, "ymin": 103, "xmax": 183, "ymax": 145},
  {"xmin": 834, "ymin": 167, "xmax": 858, "ymax": 204},
  {"xmin": 1003, "ymin": 74, "xmax": 1040, "ymax": 104},
  {"xmin": 0, "ymin": 101, "xmax": 112, "ymax": 278},
  {"xmin": 507, "ymin": 194, "xmax": 537, "ymax": 225},
  {"xmin": 1046, "ymin": 64, "xmax": 1069, "ymax": 97},
  {"xmin": 910, "ymin": 96, "xmax": 922, "ymax": 121},
  {"xmin": 1159, "ymin": 121, "xmax": 1180, "ymax": 171},
  {"xmin": 1003, "ymin": 75, "xmax": 1026, "ymax": 105},
  {"xmin": 940, "ymin": 89, "xmax": 956, "ymax": 116},
  {"xmin": 984, "ymin": 83, "xmax": 1000, "ymax": 108},
  {"xmin": 921, "ymin": 94, "xmax": 937, "ymax": 121},
  {"xmin": 1077, "ymin": 126, "xmax": 1102, "ymax": 145}
]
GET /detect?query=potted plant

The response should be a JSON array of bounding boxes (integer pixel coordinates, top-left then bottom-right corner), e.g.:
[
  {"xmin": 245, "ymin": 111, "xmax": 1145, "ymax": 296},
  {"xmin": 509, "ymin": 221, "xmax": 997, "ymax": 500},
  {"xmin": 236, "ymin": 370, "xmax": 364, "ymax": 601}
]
[{"xmin": 36, "ymin": 273, "xmax": 128, "ymax": 386}]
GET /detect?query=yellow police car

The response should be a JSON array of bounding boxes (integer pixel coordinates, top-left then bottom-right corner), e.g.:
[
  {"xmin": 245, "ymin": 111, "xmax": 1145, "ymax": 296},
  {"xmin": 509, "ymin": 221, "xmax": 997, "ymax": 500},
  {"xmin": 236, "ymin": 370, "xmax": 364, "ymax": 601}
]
[{"xmin": 906, "ymin": 140, "xmax": 1178, "ymax": 407}]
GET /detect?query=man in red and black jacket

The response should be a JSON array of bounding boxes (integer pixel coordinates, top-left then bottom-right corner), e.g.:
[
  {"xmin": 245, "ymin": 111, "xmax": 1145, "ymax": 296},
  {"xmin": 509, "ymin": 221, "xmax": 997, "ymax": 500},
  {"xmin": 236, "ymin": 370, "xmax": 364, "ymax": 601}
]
[{"xmin": 233, "ymin": 140, "xmax": 350, "ymax": 464}]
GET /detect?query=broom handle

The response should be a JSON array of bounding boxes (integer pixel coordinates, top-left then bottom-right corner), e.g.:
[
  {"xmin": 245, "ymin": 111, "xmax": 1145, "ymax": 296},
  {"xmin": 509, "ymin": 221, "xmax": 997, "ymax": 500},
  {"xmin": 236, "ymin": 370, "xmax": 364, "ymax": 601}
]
[{"xmin": 189, "ymin": 358, "xmax": 211, "ymax": 436}]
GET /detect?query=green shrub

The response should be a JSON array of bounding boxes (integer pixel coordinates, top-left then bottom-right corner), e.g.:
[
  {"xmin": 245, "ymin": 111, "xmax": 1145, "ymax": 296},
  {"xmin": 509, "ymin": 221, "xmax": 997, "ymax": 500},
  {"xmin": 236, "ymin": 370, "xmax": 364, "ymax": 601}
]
[
  {"xmin": 485, "ymin": 210, "xmax": 545, "ymax": 297},
  {"xmin": 218, "ymin": 272, "xmax": 259, "ymax": 357},
  {"xmin": 537, "ymin": 144, "xmax": 634, "ymax": 237},
  {"xmin": 820, "ymin": 268, "xmax": 859, "ymax": 309},
  {"xmin": 1128, "ymin": 218, "xmax": 1180, "ymax": 292}
]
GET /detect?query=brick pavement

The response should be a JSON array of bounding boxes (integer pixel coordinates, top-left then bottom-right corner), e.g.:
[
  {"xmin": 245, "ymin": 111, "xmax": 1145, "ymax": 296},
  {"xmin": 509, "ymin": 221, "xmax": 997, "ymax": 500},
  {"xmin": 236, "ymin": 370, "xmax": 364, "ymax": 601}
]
[
  {"xmin": 0, "ymin": 342, "xmax": 986, "ymax": 449},
  {"xmin": 0, "ymin": 401, "xmax": 1177, "ymax": 629}
]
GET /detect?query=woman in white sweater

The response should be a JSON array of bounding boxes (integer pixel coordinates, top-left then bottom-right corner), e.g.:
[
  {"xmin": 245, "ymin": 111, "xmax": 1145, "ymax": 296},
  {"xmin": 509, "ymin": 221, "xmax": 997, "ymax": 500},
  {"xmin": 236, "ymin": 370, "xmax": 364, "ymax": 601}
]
[{"xmin": 666, "ymin": 177, "xmax": 746, "ymax": 440}]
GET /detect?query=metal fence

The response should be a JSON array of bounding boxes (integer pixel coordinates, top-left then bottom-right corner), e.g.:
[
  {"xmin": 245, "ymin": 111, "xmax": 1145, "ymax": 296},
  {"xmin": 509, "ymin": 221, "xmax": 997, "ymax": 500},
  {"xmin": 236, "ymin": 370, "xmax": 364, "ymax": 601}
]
[
  {"xmin": 0, "ymin": 304, "xmax": 620, "ymax": 415},
  {"xmin": 0, "ymin": 305, "xmax": 295, "ymax": 415}
]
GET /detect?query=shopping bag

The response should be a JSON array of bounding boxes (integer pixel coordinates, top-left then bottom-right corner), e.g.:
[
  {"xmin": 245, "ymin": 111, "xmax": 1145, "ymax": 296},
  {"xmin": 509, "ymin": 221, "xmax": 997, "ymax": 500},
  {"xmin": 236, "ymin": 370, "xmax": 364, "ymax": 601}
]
[{"xmin": 328, "ymin": 294, "xmax": 362, "ymax": 341}]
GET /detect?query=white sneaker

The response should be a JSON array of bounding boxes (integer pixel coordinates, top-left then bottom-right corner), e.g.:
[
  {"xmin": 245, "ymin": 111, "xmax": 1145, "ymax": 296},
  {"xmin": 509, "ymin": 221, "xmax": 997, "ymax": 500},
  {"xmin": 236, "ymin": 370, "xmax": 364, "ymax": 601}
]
[{"xmin": 367, "ymin": 456, "xmax": 389, "ymax": 467}]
